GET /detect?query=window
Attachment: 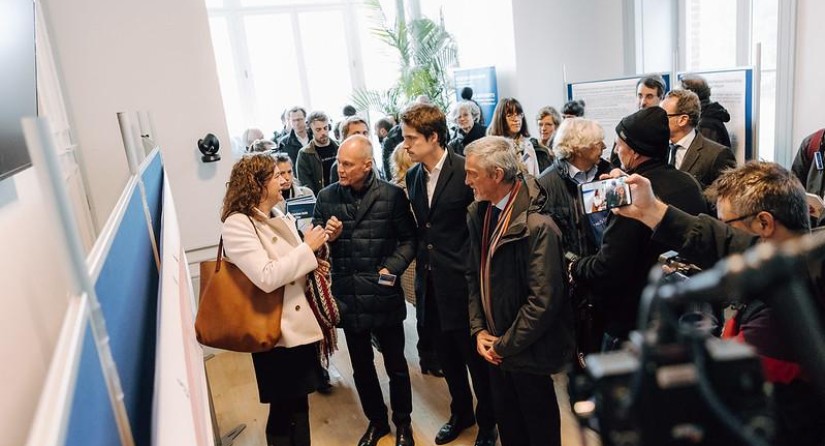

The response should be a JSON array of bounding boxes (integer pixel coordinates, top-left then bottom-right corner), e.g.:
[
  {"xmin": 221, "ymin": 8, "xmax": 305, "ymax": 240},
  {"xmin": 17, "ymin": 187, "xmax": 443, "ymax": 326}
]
[
  {"xmin": 206, "ymin": 0, "xmax": 405, "ymax": 153},
  {"xmin": 683, "ymin": 0, "xmax": 738, "ymax": 71},
  {"xmin": 682, "ymin": 0, "xmax": 779, "ymax": 162}
]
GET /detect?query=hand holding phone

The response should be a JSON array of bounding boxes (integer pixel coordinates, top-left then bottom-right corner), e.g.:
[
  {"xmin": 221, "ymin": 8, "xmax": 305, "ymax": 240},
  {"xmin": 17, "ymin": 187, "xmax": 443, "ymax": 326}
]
[{"xmin": 578, "ymin": 176, "xmax": 633, "ymax": 215}]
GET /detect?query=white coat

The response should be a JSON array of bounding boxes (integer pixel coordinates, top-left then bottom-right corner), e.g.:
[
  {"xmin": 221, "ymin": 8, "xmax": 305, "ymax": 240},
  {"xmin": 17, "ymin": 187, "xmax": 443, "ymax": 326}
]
[{"xmin": 221, "ymin": 209, "xmax": 323, "ymax": 348}]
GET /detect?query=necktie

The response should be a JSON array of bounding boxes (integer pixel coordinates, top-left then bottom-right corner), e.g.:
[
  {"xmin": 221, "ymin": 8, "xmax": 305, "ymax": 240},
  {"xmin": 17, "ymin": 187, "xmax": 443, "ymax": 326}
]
[
  {"xmin": 668, "ymin": 144, "xmax": 680, "ymax": 167},
  {"xmin": 490, "ymin": 206, "xmax": 502, "ymax": 229}
]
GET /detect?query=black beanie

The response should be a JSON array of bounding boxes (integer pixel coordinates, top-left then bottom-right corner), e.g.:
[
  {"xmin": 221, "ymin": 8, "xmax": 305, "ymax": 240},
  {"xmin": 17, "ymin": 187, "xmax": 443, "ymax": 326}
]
[{"xmin": 615, "ymin": 107, "xmax": 670, "ymax": 159}]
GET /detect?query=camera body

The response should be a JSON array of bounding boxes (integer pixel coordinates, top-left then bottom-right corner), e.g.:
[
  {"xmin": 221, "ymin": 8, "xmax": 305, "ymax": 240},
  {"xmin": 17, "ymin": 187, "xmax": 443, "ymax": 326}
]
[
  {"xmin": 583, "ymin": 336, "xmax": 772, "ymax": 446},
  {"xmin": 569, "ymin": 251, "xmax": 774, "ymax": 446}
]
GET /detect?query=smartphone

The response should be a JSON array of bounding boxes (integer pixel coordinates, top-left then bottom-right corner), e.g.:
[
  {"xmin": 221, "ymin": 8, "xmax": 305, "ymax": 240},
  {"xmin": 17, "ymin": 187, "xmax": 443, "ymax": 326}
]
[
  {"xmin": 578, "ymin": 176, "xmax": 632, "ymax": 215},
  {"xmin": 377, "ymin": 273, "xmax": 397, "ymax": 286}
]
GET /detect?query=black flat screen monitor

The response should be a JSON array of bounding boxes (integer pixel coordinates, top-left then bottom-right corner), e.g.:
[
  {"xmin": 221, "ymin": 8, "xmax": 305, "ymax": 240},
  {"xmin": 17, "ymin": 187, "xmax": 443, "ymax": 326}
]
[{"xmin": 0, "ymin": 0, "xmax": 36, "ymax": 181}]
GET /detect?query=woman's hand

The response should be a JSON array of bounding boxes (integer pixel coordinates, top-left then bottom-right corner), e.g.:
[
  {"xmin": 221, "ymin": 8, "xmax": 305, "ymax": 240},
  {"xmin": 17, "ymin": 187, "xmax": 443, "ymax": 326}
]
[{"xmin": 303, "ymin": 224, "xmax": 329, "ymax": 252}]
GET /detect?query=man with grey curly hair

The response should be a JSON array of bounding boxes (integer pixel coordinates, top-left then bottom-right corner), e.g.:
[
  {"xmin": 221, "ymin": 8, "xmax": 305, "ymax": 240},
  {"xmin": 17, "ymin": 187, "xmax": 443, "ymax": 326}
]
[
  {"xmin": 537, "ymin": 117, "xmax": 613, "ymax": 356},
  {"xmin": 464, "ymin": 136, "xmax": 574, "ymax": 446}
]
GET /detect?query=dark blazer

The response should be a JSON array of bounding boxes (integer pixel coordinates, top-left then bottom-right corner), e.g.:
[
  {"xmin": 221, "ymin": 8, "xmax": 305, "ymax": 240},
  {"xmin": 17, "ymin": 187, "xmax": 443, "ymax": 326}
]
[
  {"xmin": 405, "ymin": 149, "xmax": 475, "ymax": 331},
  {"xmin": 679, "ymin": 131, "xmax": 737, "ymax": 189}
]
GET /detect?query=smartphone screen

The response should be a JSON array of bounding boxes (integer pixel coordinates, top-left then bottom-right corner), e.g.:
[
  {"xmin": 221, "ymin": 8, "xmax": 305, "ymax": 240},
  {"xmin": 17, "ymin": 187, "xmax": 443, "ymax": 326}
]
[
  {"xmin": 377, "ymin": 273, "xmax": 397, "ymax": 286},
  {"xmin": 578, "ymin": 176, "xmax": 632, "ymax": 215}
]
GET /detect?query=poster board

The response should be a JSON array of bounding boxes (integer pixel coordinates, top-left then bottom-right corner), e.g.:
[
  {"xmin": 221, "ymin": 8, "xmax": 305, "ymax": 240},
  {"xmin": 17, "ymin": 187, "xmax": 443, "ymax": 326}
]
[
  {"xmin": 454, "ymin": 66, "xmax": 498, "ymax": 126},
  {"xmin": 567, "ymin": 73, "xmax": 671, "ymax": 156},
  {"xmin": 679, "ymin": 68, "xmax": 753, "ymax": 163}
]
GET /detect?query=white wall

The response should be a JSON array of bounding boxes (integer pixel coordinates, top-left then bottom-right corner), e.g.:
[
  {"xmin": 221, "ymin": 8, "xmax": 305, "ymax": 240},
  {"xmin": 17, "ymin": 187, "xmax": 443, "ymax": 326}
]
[
  {"xmin": 0, "ymin": 169, "xmax": 73, "ymax": 446},
  {"xmin": 792, "ymin": 0, "xmax": 825, "ymax": 148},
  {"xmin": 41, "ymin": 0, "xmax": 233, "ymax": 253},
  {"xmin": 441, "ymin": 0, "xmax": 518, "ymax": 99},
  {"xmin": 3, "ymin": 0, "xmax": 232, "ymax": 441},
  {"xmin": 510, "ymin": 0, "xmax": 627, "ymax": 125},
  {"xmin": 440, "ymin": 0, "xmax": 627, "ymax": 127}
]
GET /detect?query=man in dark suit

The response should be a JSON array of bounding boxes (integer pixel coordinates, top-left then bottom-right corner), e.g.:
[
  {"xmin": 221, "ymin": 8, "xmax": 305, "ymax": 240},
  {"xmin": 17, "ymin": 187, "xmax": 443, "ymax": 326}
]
[
  {"xmin": 662, "ymin": 89, "xmax": 737, "ymax": 189},
  {"xmin": 401, "ymin": 103, "xmax": 497, "ymax": 446}
]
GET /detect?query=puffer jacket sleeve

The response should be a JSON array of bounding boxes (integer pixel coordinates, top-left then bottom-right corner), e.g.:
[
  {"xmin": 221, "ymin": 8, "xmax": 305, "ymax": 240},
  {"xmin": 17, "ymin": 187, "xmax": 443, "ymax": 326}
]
[
  {"xmin": 380, "ymin": 188, "xmax": 417, "ymax": 274},
  {"xmin": 222, "ymin": 213, "xmax": 318, "ymax": 293},
  {"xmin": 494, "ymin": 216, "xmax": 566, "ymax": 357}
]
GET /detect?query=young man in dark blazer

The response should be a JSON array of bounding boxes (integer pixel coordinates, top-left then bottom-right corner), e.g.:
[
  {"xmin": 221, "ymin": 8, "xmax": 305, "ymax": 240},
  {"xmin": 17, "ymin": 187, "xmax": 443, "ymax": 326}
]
[{"xmin": 401, "ymin": 103, "xmax": 497, "ymax": 446}]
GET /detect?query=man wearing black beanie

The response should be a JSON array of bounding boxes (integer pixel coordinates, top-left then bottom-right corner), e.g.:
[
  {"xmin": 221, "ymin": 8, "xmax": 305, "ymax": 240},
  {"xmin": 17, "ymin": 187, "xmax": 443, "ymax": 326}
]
[{"xmin": 568, "ymin": 107, "xmax": 708, "ymax": 349}]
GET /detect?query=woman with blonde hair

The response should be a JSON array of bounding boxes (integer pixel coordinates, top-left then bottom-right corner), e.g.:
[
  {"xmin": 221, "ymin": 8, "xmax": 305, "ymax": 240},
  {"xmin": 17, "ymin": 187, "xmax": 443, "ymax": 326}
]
[
  {"xmin": 487, "ymin": 97, "xmax": 540, "ymax": 176},
  {"xmin": 220, "ymin": 154, "xmax": 329, "ymax": 446}
]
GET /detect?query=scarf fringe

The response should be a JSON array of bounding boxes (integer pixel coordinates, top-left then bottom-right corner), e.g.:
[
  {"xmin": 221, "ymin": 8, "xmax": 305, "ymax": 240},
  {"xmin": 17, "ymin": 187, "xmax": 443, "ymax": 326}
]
[{"xmin": 305, "ymin": 244, "xmax": 340, "ymax": 365}]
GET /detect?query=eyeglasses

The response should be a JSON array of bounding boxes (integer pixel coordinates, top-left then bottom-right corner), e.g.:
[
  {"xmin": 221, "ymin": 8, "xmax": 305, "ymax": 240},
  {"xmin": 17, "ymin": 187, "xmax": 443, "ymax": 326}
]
[
  {"xmin": 722, "ymin": 212, "xmax": 761, "ymax": 224},
  {"xmin": 666, "ymin": 113, "xmax": 687, "ymax": 118},
  {"xmin": 506, "ymin": 113, "xmax": 524, "ymax": 120}
]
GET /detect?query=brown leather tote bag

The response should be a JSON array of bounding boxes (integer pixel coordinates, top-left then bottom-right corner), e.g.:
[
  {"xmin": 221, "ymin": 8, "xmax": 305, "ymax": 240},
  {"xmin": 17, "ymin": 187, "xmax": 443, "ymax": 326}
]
[{"xmin": 195, "ymin": 238, "xmax": 284, "ymax": 352}]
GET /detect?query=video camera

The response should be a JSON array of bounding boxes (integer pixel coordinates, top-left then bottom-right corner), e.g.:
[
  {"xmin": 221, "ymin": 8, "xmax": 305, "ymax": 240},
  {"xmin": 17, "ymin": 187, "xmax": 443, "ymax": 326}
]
[
  {"xmin": 569, "ymin": 251, "xmax": 774, "ymax": 446},
  {"xmin": 570, "ymin": 233, "xmax": 825, "ymax": 446}
]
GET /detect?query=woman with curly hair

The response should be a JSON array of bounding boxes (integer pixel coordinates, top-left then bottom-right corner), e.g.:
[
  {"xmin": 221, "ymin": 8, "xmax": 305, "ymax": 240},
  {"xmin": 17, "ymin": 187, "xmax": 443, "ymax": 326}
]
[{"xmin": 221, "ymin": 154, "xmax": 329, "ymax": 446}]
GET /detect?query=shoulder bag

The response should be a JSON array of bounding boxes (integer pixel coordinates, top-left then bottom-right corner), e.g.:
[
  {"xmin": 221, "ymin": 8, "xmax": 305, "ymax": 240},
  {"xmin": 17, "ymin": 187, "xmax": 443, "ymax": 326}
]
[{"xmin": 195, "ymin": 237, "xmax": 284, "ymax": 352}]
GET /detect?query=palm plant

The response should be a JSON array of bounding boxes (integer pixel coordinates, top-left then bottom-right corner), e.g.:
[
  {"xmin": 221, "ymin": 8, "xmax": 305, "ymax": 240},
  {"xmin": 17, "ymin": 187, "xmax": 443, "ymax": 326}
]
[{"xmin": 352, "ymin": 0, "xmax": 459, "ymax": 116}]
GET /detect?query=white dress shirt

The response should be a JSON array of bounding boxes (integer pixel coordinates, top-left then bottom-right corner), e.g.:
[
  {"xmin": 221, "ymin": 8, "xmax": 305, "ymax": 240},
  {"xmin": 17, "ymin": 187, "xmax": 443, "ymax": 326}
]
[
  {"xmin": 424, "ymin": 148, "xmax": 449, "ymax": 207},
  {"xmin": 672, "ymin": 129, "xmax": 697, "ymax": 169}
]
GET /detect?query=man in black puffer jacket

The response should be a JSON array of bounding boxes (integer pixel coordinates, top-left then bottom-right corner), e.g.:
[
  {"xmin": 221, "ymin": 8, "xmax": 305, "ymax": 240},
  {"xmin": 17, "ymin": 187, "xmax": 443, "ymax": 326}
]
[{"xmin": 313, "ymin": 135, "xmax": 417, "ymax": 446}]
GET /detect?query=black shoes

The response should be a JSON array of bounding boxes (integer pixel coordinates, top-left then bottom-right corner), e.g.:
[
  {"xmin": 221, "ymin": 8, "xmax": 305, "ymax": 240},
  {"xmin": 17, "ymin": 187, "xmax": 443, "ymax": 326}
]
[
  {"xmin": 473, "ymin": 427, "xmax": 498, "ymax": 446},
  {"xmin": 317, "ymin": 366, "xmax": 333, "ymax": 394},
  {"xmin": 357, "ymin": 422, "xmax": 391, "ymax": 446},
  {"xmin": 419, "ymin": 357, "xmax": 445, "ymax": 377},
  {"xmin": 434, "ymin": 415, "xmax": 475, "ymax": 445},
  {"xmin": 396, "ymin": 424, "xmax": 415, "ymax": 446}
]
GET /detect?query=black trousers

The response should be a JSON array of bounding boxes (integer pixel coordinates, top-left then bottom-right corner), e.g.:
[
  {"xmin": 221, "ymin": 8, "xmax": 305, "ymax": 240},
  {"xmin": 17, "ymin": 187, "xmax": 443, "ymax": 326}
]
[
  {"xmin": 344, "ymin": 324, "xmax": 412, "ymax": 427},
  {"xmin": 423, "ymin": 278, "xmax": 495, "ymax": 429},
  {"xmin": 488, "ymin": 366, "xmax": 560, "ymax": 446}
]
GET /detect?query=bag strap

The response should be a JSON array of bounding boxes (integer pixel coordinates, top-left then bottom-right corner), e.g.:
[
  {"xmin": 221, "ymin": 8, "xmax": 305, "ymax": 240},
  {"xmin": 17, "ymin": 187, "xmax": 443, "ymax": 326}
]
[
  {"xmin": 214, "ymin": 237, "xmax": 224, "ymax": 273},
  {"xmin": 806, "ymin": 128, "xmax": 825, "ymax": 163}
]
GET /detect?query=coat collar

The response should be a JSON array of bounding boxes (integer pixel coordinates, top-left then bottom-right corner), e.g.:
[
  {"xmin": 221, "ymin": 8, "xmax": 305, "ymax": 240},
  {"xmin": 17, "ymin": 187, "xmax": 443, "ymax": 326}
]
[{"xmin": 342, "ymin": 170, "xmax": 380, "ymax": 227}]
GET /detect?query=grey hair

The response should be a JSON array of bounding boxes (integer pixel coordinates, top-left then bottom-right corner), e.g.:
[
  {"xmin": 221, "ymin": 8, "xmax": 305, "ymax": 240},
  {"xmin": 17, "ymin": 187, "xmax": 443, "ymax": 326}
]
[
  {"xmin": 552, "ymin": 118, "xmax": 604, "ymax": 160},
  {"xmin": 249, "ymin": 138, "xmax": 277, "ymax": 153},
  {"xmin": 451, "ymin": 100, "xmax": 481, "ymax": 124},
  {"xmin": 464, "ymin": 136, "xmax": 520, "ymax": 183}
]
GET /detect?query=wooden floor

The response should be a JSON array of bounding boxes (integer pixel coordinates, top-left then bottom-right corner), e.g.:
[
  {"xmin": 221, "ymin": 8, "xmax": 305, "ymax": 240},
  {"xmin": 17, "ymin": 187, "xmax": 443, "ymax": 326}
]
[{"xmin": 206, "ymin": 303, "xmax": 601, "ymax": 446}]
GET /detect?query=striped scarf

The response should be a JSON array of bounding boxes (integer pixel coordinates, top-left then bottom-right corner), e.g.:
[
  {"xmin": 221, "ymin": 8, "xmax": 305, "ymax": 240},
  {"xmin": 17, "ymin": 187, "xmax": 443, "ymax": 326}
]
[
  {"xmin": 479, "ymin": 180, "xmax": 522, "ymax": 335},
  {"xmin": 306, "ymin": 243, "xmax": 340, "ymax": 365}
]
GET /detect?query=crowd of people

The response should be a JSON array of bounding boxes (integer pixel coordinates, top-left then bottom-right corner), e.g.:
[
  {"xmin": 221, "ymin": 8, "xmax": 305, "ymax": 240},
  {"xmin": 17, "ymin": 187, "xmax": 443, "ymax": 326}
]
[{"xmin": 220, "ymin": 76, "xmax": 825, "ymax": 446}]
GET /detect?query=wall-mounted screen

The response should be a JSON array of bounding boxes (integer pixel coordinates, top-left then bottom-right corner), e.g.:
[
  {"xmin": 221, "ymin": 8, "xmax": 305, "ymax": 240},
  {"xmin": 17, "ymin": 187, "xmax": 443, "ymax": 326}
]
[{"xmin": 0, "ymin": 0, "xmax": 36, "ymax": 181}]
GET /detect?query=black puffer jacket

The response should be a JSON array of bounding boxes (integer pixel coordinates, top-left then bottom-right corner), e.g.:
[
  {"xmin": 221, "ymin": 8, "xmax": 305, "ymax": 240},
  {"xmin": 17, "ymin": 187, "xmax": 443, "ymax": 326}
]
[
  {"xmin": 312, "ymin": 171, "xmax": 417, "ymax": 331},
  {"xmin": 467, "ymin": 177, "xmax": 574, "ymax": 375},
  {"xmin": 698, "ymin": 101, "xmax": 732, "ymax": 148}
]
